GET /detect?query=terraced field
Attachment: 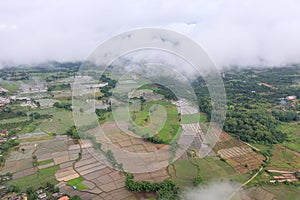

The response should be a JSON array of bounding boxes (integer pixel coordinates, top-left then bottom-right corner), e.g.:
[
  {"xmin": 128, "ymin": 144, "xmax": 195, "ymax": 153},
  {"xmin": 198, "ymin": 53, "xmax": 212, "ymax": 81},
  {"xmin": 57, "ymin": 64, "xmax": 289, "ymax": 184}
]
[{"xmin": 213, "ymin": 132, "xmax": 265, "ymax": 174}]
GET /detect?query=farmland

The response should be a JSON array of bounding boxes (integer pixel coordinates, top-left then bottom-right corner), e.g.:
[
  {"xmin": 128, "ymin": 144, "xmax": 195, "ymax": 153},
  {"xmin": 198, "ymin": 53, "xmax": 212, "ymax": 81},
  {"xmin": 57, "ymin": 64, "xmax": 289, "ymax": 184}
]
[
  {"xmin": 0, "ymin": 64, "xmax": 299, "ymax": 200},
  {"xmin": 67, "ymin": 177, "xmax": 89, "ymax": 191},
  {"xmin": 9, "ymin": 165, "xmax": 59, "ymax": 190},
  {"xmin": 277, "ymin": 122, "xmax": 300, "ymax": 152},
  {"xmin": 168, "ymin": 156, "xmax": 249, "ymax": 188},
  {"xmin": 261, "ymin": 185, "xmax": 300, "ymax": 200},
  {"xmin": 38, "ymin": 159, "xmax": 54, "ymax": 166},
  {"xmin": 167, "ymin": 160, "xmax": 198, "ymax": 187},
  {"xmin": 35, "ymin": 108, "xmax": 74, "ymax": 135},
  {"xmin": 181, "ymin": 113, "xmax": 207, "ymax": 124},
  {"xmin": 267, "ymin": 145, "xmax": 300, "ymax": 170},
  {"xmin": 213, "ymin": 132, "xmax": 265, "ymax": 174},
  {"xmin": 130, "ymin": 100, "xmax": 180, "ymax": 143}
]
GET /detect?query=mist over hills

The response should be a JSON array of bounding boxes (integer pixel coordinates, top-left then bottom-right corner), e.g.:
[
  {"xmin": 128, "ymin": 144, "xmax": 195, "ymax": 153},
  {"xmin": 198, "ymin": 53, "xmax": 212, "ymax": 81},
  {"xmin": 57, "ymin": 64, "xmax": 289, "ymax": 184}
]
[{"xmin": 1, "ymin": 0, "xmax": 300, "ymax": 67}]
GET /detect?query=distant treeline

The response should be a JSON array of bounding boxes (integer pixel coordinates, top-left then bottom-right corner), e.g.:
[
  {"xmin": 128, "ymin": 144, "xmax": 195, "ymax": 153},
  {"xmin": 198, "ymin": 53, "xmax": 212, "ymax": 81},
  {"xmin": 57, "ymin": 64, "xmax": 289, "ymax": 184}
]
[
  {"xmin": 98, "ymin": 74, "xmax": 117, "ymax": 99},
  {"xmin": 192, "ymin": 66, "xmax": 300, "ymax": 145}
]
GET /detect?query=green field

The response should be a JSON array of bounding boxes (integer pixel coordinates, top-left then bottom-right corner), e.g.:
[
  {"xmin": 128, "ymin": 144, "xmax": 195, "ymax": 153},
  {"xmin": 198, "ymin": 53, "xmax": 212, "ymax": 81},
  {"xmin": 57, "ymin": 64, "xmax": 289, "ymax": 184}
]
[
  {"xmin": 249, "ymin": 143, "xmax": 273, "ymax": 155},
  {"xmin": 9, "ymin": 174, "xmax": 40, "ymax": 189},
  {"xmin": 276, "ymin": 122, "xmax": 300, "ymax": 152},
  {"xmin": 0, "ymin": 119, "xmax": 40, "ymax": 135},
  {"xmin": 248, "ymin": 170, "xmax": 273, "ymax": 185},
  {"xmin": 168, "ymin": 157, "xmax": 248, "ymax": 187},
  {"xmin": 38, "ymin": 159, "xmax": 54, "ymax": 166},
  {"xmin": 131, "ymin": 100, "xmax": 180, "ymax": 143},
  {"xmin": 0, "ymin": 107, "xmax": 74, "ymax": 135},
  {"xmin": 262, "ymin": 185, "xmax": 300, "ymax": 200},
  {"xmin": 0, "ymin": 82, "xmax": 20, "ymax": 92},
  {"xmin": 0, "ymin": 116, "xmax": 29, "ymax": 124},
  {"xmin": 267, "ymin": 145, "xmax": 300, "ymax": 170},
  {"xmin": 38, "ymin": 165, "xmax": 59, "ymax": 185},
  {"xmin": 191, "ymin": 157, "xmax": 248, "ymax": 183},
  {"xmin": 9, "ymin": 165, "xmax": 59, "ymax": 189},
  {"xmin": 16, "ymin": 135, "xmax": 55, "ymax": 143},
  {"xmin": 35, "ymin": 108, "xmax": 74, "ymax": 134},
  {"xmin": 67, "ymin": 177, "xmax": 89, "ymax": 190},
  {"xmin": 181, "ymin": 113, "xmax": 207, "ymax": 124},
  {"xmin": 168, "ymin": 160, "xmax": 198, "ymax": 187}
]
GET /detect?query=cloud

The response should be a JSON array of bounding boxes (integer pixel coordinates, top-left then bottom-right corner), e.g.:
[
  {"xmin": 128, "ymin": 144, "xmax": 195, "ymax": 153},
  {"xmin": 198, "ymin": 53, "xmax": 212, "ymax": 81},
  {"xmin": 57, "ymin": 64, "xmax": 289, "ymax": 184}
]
[
  {"xmin": 0, "ymin": 0, "xmax": 300, "ymax": 67},
  {"xmin": 181, "ymin": 181, "xmax": 242, "ymax": 200}
]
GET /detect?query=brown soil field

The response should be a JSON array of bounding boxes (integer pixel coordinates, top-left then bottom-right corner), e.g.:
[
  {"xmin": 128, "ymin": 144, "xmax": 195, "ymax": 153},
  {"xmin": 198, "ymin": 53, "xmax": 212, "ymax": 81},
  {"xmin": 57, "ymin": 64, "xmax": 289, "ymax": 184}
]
[{"xmin": 213, "ymin": 132, "xmax": 265, "ymax": 174}]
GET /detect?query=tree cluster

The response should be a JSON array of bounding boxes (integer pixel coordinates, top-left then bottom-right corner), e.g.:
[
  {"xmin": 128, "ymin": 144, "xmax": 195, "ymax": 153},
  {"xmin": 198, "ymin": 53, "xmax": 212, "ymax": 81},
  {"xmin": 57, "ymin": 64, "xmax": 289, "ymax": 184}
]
[
  {"xmin": 224, "ymin": 108, "xmax": 286, "ymax": 144},
  {"xmin": 53, "ymin": 102, "xmax": 72, "ymax": 111},
  {"xmin": 125, "ymin": 173, "xmax": 180, "ymax": 200}
]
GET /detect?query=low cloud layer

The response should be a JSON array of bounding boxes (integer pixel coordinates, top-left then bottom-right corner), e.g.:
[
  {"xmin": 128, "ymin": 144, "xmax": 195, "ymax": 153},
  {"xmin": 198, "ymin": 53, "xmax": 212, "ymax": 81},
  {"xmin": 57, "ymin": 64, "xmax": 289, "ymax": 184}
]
[
  {"xmin": 181, "ymin": 181, "xmax": 242, "ymax": 200},
  {"xmin": 0, "ymin": 0, "xmax": 300, "ymax": 67}
]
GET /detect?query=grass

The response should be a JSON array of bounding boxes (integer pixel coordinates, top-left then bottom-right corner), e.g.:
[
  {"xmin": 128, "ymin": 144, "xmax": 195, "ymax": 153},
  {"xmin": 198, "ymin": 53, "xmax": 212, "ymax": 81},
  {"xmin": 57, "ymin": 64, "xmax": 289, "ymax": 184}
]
[
  {"xmin": 130, "ymin": 100, "xmax": 180, "ymax": 143},
  {"xmin": 192, "ymin": 157, "xmax": 248, "ymax": 183},
  {"xmin": 168, "ymin": 157, "xmax": 249, "ymax": 188},
  {"xmin": 137, "ymin": 84, "xmax": 158, "ymax": 91},
  {"xmin": 19, "ymin": 121, "xmax": 41, "ymax": 134},
  {"xmin": 276, "ymin": 122, "xmax": 300, "ymax": 152},
  {"xmin": 38, "ymin": 159, "xmax": 54, "ymax": 166},
  {"xmin": 35, "ymin": 108, "xmax": 74, "ymax": 134},
  {"xmin": 267, "ymin": 145, "xmax": 300, "ymax": 170},
  {"xmin": 249, "ymin": 143, "xmax": 272, "ymax": 155},
  {"xmin": 181, "ymin": 113, "xmax": 207, "ymax": 124},
  {"xmin": 0, "ymin": 116, "xmax": 29, "ymax": 124},
  {"xmin": 262, "ymin": 185, "xmax": 300, "ymax": 200},
  {"xmin": 17, "ymin": 135, "xmax": 55, "ymax": 143},
  {"xmin": 9, "ymin": 165, "xmax": 59, "ymax": 190},
  {"xmin": 0, "ymin": 119, "xmax": 40, "ymax": 135},
  {"xmin": 67, "ymin": 177, "xmax": 89, "ymax": 190},
  {"xmin": 9, "ymin": 174, "xmax": 40, "ymax": 189},
  {"xmin": 168, "ymin": 160, "xmax": 198, "ymax": 187},
  {"xmin": 38, "ymin": 165, "xmax": 59, "ymax": 185},
  {"xmin": 248, "ymin": 170, "xmax": 273, "ymax": 185},
  {"xmin": 0, "ymin": 82, "xmax": 20, "ymax": 92}
]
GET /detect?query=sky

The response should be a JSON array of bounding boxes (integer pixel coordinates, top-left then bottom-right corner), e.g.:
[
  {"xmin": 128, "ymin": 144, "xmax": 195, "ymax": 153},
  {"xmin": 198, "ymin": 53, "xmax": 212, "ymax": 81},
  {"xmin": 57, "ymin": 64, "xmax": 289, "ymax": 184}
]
[{"xmin": 0, "ymin": 0, "xmax": 300, "ymax": 67}]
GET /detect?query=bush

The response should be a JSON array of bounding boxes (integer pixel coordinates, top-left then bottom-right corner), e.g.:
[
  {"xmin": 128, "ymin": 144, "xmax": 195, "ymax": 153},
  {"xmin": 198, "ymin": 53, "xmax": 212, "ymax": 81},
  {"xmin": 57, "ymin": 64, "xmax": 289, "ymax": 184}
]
[
  {"xmin": 193, "ymin": 175, "xmax": 203, "ymax": 186},
  {"xmin": 125, "ymin": 173, "xmax": 180, "ymax": 200}
]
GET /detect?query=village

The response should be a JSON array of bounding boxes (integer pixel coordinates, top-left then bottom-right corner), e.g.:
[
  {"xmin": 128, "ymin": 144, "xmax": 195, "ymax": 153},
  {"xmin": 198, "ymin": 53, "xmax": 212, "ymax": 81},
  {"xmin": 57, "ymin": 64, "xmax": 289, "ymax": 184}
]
[{"xmin": 0, "ymin": 65, "xmax": 299, "ymax": 200}]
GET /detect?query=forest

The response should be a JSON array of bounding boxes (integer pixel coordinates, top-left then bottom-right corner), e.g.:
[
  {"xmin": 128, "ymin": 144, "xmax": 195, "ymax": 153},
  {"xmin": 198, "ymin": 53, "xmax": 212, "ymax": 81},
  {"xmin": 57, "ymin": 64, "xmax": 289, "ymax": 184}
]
[{"xmin": 193, "ymin": 66, "xmax": 300, "ymax": 145}]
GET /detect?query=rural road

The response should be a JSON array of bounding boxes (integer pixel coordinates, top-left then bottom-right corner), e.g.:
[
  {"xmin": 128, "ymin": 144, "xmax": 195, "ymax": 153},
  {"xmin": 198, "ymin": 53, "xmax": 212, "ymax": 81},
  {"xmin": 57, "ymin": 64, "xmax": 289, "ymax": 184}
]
[{"xmin": 226, "ymin": 166, "xmax": 264, "ymax": 200}]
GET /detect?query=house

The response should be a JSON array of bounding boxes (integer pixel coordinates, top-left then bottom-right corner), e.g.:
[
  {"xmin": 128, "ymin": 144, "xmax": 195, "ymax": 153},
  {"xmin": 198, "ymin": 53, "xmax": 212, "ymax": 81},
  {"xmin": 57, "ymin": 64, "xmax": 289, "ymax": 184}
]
[
  {"xmin": 280, "ymin": 99, "xmax": 287, "ymax": 104},
  {"xmin": 11, "ymin": 196, "xmax": 22, "ymax": 200},
  {"xmin": 0, "ymin": 129, "xmax": 7, "ymax": 133},
  {"xmin": 286, "ymin": 95, "xmax": 296, "ymax": 101},
  {"xmin": 0, "ymin": 139, "xmax": 5, "ymax": 145},
  {"xmin": 21, "ymin": 193, "xmax": 28, "ymax": 200},
  {"xmin": 0, "ymin": 185, "xmax": 6, "ymax": 190},
  {"xmin": 0, "ymin": 133, "xmax": 7, "ymax": 137},
  {"xmin": 36, "ymin": 189, "xmax": 44, "ymax": 194},
  {"xmin": 51, "ymin": 192, "xmax": 64, "ymax": 198},
  {"xmin": 37, "ymin": 193, "xmax": 47, "ymax": 199},
  {"xmin": 11, "ymin": 136, "xmax": 18, "ymax": 140},
  {"xmin": 0, "ymin": 97, "xmax": 10, "ymax": 104},
  {"xmin": 0, "ymin": 87, "xmax": 8, "ymax": 92},
  {"xmin": 2, "ymin": 175, "xmax": 11, "ymax": 181},
  {"xmin": 58, "ymin": 196, "xmax": 69, "ymax": 200}
]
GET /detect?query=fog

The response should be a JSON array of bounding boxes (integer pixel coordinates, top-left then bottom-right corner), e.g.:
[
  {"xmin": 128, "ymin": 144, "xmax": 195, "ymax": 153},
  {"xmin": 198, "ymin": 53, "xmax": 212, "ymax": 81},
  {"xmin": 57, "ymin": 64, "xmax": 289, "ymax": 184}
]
[
  {"xmin": 0, "ymin": 0, "xmax": 300, "ymax": 67},
  {"xmin": 181, "ymin": 181, "xmax": 242, "ymax": 200}
]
